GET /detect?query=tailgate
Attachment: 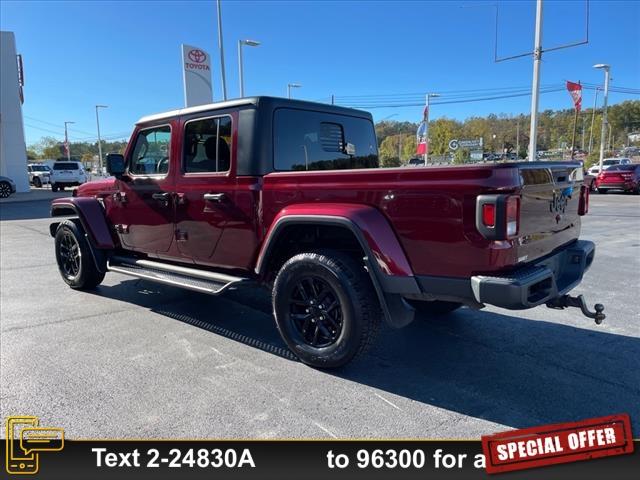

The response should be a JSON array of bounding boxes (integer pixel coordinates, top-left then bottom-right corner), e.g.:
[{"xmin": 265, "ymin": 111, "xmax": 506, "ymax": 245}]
[{"xmin": 515, "ymin": 162, "xmax": 584, "ymax": 265}]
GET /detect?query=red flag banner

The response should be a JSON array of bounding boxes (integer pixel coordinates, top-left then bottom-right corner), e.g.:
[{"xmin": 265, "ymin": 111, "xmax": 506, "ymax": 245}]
[
  {"xmin": 416, "ymin": 121, "xmax": 427, "ymax": 155},
  {"xmin": 566, "ymin": 81, "xmax": 582, "ymax": 112}
]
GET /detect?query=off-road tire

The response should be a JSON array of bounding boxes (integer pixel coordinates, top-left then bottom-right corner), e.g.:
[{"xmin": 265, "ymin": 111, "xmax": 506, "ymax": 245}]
[
  {"xmin": 272, "ymin": 250, "xmax": 380, "ymax": 368},
  {"xmin": 55, "ymin": 219, "xmax": 105, "ymax": 289},
  {"xmin": 409, "ymin": 300, "xmax": 463, "ymax": 317}
]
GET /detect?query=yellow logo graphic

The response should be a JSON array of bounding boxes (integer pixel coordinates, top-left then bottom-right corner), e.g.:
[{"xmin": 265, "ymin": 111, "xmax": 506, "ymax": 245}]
[{"xmin": 5, "ymin": 416, "xmax": 64, "ymax": 475}]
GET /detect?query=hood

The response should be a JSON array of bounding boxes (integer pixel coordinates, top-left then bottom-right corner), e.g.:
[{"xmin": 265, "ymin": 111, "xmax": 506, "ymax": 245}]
[{"xmin": 76, "ymin": 177, "xmax": 117, "ymax": 196}]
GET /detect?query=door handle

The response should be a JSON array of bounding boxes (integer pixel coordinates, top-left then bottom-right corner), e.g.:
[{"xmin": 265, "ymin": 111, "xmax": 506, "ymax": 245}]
[
  {"xmin": 203, "ymin": 193, "xmax": 226, "ymax": 202},
  {"xmin": 152, "ymin": 192, "xmax": 171, "ymax": 206}
]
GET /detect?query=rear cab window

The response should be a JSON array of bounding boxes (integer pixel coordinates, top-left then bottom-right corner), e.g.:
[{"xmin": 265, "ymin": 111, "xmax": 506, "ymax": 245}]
[
  {"xmin": 53, "ymin": 162, "xmax": 80, "ymax": 170},
  {"xmin": 273, "ymin": 108, "xmax": 378, "ymax": 171}
]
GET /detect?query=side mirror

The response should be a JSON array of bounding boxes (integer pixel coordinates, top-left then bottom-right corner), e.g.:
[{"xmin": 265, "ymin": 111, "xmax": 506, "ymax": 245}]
[{"xmin": 106, "ymin": 153, "xmax": 126, "ymax": 178}]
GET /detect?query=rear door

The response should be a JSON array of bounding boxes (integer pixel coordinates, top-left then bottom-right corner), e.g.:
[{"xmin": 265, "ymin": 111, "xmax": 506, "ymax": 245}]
[{"xmin": 173, "ymin": 113, "xmax": 236, "ymax": 265}]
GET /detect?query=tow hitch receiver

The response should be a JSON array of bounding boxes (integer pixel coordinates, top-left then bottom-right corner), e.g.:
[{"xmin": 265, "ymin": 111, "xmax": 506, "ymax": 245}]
[{"xmin": 546, "ymin": 294, "xmax": 605, "ymax": 324}]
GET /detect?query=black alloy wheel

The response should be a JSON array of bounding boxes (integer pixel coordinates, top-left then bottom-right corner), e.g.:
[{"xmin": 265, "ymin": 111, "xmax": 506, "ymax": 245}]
[
  {"xmin": 288, "ymin": 275, "xmax": 343, "ymax": 348},
  {"xmin": 58, "ymin": 230, "xmax": 81, "ymax": 280},
  {"xmin": 0, "ymin": 181, "xmax": 11, "ymax": 198}
]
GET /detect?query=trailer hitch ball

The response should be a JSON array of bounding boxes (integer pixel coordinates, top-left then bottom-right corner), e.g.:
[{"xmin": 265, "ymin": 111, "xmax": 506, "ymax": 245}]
[{"xmin": 546, "ymin": 294, "xmax": 605, "ymax": 324}]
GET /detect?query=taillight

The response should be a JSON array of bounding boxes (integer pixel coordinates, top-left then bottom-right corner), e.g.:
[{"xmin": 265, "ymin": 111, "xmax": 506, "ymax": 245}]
[
  {"xmin": 476, "ymin": 194, "xmax": 520, "ymax": 240},
  {"xmin": 506, "ymin": 196, "xmax": 520, "ymax": 237},
  {"xmin": 482, "ymin": 204, "xmax": 496, "ymax": 227},
  {"xmin": 578, "ymin": 185, "xmax": 589, "ymax": 215}
]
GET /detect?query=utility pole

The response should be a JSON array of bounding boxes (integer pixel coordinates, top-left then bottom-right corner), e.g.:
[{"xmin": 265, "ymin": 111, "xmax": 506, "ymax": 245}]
[
  {"xmin": 581, "ymin": 116, "xmax": 586, "ymax": 151},
  {"xmin": 216, "ymin": 0, "xmax": 227, "ymax": 100},
  {"xmin": 588, "ymin": 87, "xmax": 600, "ymax": 154},
  {"xmin": 423, "ymin": 93, "xmax": 440, "ymax": 163},
  {"xmin": 594, "ymin": 64, "xmax": 611, "ymax": 172},
  {"xmin": 516, "ymin": 118, "xmax": 520, "ymax": 156},
  {"xmin": 527, "ymin": 0, "xmax": 543, "ymax": 161},
  {"xmin": 64, "ymin": 121, "xmax": 74, "ymax": 160},
  {"xmin": 95, "ymin": 105, "xmax": 108, "ymax": 175}
]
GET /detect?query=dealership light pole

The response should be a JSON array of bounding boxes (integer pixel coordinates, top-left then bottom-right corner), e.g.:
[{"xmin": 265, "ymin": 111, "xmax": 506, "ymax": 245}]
[
  {"xmin": 594, "ymin": 63, "xmax": 610, "ymax": 172},
  {"xmin": 287, "ymin": 83, "xmax": 301, "ymax": 99},
  {"xmin": 527, "ymin": 0, "xmax": 543, "ymax": 161},
  {"xmin": 238, "ymin": 39, "xmax": 260, "ymax": 98},
  {"xmin": 95, "ymin": 105, "xmax": 108, "ymax": 175},
  {"xmin": 216, "ymin": 0, "xmax": 228, "ymax": 100},
  {"xmin": 588, "ymin": 87, "xmax": 600, "ymax": 154},
  {"xmin": 64, "ymin": 121, "xmax": 74, "ymax": 160},
  {"xmin": 423, "ymin": 93, "xmax": 440, "ymax": 163}
]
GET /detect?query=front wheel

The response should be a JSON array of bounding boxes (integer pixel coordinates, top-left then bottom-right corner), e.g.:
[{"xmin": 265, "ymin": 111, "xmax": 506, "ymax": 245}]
[
  {"xmin": 55, "ymin": 220, "xmax": 105, "ymax": 289},
  {"xmin": 597, "ymin": 188, "xmax": 608, "ymax": 194},
  {"xmin": 33, "ymin": 177, "xmax": 42, "ymax": 188},
  {"xmin": 272, "ymin": 251, "xmax": 380, "ymax": 368}
]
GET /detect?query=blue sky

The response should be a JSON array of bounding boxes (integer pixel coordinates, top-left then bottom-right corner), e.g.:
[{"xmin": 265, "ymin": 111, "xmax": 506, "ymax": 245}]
[{"xmin": 1, "ymin": 0, "xmax": 638, "ymax": 145}]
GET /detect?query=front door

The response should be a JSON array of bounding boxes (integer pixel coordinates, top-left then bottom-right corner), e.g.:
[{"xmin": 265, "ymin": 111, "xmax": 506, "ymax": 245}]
[
  {"xmin": 174, "ymin": 114, "xmax": 236, "ymax": 265},
  {"xmin": 108, "ymin": 124, "xmax": 175, "ymax": 255}
]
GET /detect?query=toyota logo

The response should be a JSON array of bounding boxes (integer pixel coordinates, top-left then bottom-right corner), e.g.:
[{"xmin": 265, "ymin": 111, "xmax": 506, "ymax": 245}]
[{"xmin": 188, "ymin": 49, "xmax": 207, "ymax": 63}]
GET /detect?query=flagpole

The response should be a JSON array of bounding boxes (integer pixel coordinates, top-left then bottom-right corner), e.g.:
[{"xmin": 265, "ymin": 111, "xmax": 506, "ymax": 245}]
[{"xmin": 571, "ymin": 106, "xmax": 578, "ymax": 160}]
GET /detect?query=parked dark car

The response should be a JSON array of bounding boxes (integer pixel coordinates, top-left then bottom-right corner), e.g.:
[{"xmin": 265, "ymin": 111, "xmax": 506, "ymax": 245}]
[{"xmin": 595, "ymin": 164, "xmax": 640, "ymax": 194}]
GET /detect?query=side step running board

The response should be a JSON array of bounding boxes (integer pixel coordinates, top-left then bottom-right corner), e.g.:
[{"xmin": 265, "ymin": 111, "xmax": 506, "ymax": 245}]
[{"xmin": 107, "ymin": 255, "xmax": 248, "ymax": 295}]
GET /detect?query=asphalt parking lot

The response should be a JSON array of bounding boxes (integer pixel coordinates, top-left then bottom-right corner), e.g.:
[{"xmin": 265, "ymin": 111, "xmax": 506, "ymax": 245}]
[{"xmin": 1, "ymin": 194, "xmax": 638, "ymax": 439}]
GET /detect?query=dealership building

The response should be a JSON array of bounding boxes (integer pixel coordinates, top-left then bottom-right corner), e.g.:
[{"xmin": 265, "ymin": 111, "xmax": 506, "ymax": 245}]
[{"xmin": 0, "ymin": 31, "xmax": 29, "ymax": 192}]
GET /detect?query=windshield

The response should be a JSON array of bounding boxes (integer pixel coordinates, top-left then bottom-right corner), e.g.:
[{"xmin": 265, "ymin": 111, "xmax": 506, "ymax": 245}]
[{"xmin": 53, "ymin": 162, "xmax": 80, "ymax": 170}]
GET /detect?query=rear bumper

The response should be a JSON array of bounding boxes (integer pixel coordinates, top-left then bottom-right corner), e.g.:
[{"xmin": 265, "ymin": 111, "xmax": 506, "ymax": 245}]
[
  {"xmin": 470, "ymin": 240, "xmax": 595, "ymax": 309},
  {"xmin": 596, "ymin": 181, "xmax": 637, "ymax": 190}
]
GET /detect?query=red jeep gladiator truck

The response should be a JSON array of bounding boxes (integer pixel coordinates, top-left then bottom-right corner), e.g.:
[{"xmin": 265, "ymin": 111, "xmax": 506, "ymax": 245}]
[{"xmin": 50, "ymin": 97, "xmax": 603, "ymax": 368}]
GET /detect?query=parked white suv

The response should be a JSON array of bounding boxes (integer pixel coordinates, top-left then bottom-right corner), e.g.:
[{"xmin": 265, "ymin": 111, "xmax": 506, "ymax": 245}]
[
  {"xmin": 27, "ymin": 163, "xmax": 52, "ymax": 188},
  {"xmin": 50, "ymin": 161, "xmax": 87, "ymax": 192}
]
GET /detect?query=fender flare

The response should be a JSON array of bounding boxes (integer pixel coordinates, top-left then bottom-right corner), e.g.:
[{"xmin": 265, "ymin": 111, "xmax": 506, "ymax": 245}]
[
  {"xmin": 50, "ymin": 197, "xmax": 115, "ymax": 273},
  {"xmin": 50, "ymin": 197, "xmax": 115, "ymax": 249},
  {"xmin": 256, "ymin": 204, "xmax": 421, "ymax": 328}
]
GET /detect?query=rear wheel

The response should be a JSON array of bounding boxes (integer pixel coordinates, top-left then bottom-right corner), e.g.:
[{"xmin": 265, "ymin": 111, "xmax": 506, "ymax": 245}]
[
  {"xmin": 55, "ymin": 220, "xmax": 105, "ymax": 289},
  {"xmin": 409, "ymin": 300, "xmax": 462, "ymax": 317},
  {"xmin": 272, "ymin": 250, "xmax": 380, "ymax": 368},
  {"xmin": 597, "ymin": 188, "xmax": 608, "ymax": 194},
  {"xmin": 51, "ymin": 183, "xmax": 59, "ymax": 192}
]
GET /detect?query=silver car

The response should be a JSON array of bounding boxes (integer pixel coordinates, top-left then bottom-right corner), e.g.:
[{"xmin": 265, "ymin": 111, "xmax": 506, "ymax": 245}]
[{"xmin": 0, "ymin": 176, "xmax": 17, "ymax": 198}]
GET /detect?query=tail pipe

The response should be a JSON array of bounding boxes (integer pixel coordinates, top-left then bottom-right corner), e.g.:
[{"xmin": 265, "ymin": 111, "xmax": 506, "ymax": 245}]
[{"xmin": 546, "ymin": 294, "xmax": 605, "ymax": 324}]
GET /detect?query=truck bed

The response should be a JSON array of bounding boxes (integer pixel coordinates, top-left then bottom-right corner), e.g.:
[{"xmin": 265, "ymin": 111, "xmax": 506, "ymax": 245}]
[{"xmin": 261, "ymin": 162, "xmax": 584, "ymax": 278}]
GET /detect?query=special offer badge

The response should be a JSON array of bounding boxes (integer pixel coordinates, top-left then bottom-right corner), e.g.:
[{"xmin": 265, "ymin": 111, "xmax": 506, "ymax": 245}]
[{"xmin": 481, "ymin": 414, "xmax": 633, "ymax": 474}]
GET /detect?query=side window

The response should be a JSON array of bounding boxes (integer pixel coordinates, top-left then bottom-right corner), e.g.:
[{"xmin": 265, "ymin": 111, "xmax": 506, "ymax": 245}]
[
  {"xmin": 273, "ymin": 109, "xmax": 378, "ymax": 171},
  {"xmin": 129, "ymin": 126, "xmax": 171, "ymax": 175},
  {"xmin": 183, "ymin": 116, "xmax": 232, "ymax": 173}
]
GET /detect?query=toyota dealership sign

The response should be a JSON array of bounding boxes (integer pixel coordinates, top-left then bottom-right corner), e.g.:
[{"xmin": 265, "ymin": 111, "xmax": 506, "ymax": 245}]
[{"xmin": 181, "ymin": 44, "xmax": 213, "ymax": 107}]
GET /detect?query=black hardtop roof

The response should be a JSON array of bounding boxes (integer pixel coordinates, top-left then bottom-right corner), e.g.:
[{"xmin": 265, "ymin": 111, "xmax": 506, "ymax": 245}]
[{"xmin": 136, "ymin": 96, "xmax": 372, "ymax": 125}]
